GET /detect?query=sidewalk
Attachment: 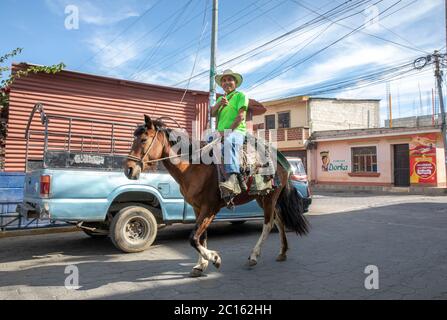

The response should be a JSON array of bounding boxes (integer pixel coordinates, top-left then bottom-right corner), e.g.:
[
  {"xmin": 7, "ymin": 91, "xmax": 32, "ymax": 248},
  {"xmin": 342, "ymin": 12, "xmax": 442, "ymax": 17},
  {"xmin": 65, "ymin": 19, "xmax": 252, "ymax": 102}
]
[{"xmin": 312, "ymin": 184, "xmax": 447, "ymax": 196}]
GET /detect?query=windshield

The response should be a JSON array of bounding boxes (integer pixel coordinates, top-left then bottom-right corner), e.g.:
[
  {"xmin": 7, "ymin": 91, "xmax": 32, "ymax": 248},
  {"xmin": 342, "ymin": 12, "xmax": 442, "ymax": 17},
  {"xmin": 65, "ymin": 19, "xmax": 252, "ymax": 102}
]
[{"xmin": 289, "ymin": 160, "xmax": 306, "ymax": 175}]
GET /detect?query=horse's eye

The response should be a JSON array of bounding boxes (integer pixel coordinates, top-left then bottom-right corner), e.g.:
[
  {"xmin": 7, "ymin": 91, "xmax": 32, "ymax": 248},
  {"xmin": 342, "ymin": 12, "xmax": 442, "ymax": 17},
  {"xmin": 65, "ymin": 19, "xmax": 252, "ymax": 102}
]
[{"xmin": 141, "ymin": 139, "xmax": 148, "ymax": 144}]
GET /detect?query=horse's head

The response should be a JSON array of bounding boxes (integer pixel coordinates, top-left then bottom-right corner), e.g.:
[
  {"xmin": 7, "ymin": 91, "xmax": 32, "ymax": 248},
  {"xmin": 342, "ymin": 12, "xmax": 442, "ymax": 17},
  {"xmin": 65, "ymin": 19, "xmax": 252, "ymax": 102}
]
[{"xmin": 124, "ymin": 115, "xmax": 166, "ymax": 180}]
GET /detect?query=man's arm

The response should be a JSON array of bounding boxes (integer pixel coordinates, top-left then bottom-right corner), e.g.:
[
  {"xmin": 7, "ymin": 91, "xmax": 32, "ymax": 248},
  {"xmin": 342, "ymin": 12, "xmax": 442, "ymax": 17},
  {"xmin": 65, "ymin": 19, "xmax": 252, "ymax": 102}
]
[{"xmin": 230, "ymin": 108, "xmax": 246, "ymax": 131}]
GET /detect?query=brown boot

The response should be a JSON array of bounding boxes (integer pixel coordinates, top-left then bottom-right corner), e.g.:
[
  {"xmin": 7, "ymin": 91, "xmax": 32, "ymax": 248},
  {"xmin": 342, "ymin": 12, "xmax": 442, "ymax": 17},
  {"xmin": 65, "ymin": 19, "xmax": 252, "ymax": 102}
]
[{"xmin": 219, "ymin": 174, "xmax": 241, "ymax": 195}]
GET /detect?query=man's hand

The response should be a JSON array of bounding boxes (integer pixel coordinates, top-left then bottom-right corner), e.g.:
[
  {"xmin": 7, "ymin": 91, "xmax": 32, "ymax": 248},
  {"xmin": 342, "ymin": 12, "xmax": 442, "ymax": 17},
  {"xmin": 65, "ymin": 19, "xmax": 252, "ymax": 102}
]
[
  {"xmin": 211, "ymin": 96, "xmax": 229, "ymax": 117},
  {"xmin": 218, "ymin": 96, "xmax": 229, "ymax": 108}
]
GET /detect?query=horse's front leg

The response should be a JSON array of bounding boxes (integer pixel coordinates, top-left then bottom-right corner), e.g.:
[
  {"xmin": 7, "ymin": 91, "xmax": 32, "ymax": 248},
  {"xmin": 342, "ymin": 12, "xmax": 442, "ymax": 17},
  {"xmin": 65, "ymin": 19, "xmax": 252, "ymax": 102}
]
[{"xmin": 189, "ymin": 208, "xmax": 220, "ymax": 276}]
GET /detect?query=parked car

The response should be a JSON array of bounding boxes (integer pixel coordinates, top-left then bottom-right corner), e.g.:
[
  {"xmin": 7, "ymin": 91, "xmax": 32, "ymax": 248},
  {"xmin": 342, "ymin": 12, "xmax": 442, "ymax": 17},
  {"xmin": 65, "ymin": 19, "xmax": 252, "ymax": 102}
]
[{"xmin": 287, "ymin": 157, "xmax": 312, "ymax": 212}]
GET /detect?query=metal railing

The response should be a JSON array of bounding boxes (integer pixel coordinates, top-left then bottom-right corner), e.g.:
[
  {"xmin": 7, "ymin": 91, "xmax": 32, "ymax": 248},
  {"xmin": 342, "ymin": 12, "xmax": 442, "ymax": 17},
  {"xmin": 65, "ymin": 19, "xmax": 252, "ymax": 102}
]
[
  {"xmin": 24, "ymin": 103, "xmax": 136, "ymax": 171},
  {"xmin": 253, "ymin": 126, "xmax": 310, "ymax": 142}
]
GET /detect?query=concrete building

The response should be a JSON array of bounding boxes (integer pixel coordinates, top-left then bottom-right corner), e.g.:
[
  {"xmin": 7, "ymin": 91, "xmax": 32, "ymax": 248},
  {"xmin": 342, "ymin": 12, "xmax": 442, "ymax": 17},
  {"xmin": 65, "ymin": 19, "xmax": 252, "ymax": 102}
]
[
  {"xmin": 252, "ymin": 95, "xmax": 380, "ymax": 165},
  {"xmin": 308, "ymin": 126, "xmax": 446, "ymax": 189}
]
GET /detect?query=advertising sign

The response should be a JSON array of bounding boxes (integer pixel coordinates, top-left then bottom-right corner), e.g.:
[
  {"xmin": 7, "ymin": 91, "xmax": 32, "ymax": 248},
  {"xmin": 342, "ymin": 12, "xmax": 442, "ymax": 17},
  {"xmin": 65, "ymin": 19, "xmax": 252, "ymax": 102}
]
[{"xmin": 409, "ymin": 134, "xmax": 437, "ymax": 184}]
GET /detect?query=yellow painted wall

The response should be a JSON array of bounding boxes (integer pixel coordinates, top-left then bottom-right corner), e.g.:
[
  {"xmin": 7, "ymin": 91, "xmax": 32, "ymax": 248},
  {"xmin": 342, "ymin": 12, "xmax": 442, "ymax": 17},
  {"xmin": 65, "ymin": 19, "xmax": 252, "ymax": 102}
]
[{"xmin": 253, "ymin": 99, "xmax": 308, "ymax": 128}]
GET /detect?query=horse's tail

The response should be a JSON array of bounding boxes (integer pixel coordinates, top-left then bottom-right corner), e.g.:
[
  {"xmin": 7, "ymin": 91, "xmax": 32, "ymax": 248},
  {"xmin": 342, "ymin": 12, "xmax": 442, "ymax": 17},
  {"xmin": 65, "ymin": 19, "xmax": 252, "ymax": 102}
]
[{"xmin": 276, "ymin": 180, "xmax": 310, "ymax": 236}]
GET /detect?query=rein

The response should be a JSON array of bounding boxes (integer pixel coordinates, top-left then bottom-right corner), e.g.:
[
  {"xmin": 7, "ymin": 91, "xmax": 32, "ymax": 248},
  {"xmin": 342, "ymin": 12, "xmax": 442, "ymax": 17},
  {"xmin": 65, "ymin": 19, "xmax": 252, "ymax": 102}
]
[{"xmin": 127, "ymin": 127, "xmax": 221, "ymax": 166}]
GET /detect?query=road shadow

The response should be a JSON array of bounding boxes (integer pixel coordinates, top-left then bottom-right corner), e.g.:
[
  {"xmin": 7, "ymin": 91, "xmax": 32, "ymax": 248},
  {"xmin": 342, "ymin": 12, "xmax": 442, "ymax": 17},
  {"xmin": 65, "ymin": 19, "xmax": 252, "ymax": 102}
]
[{"xmin": 0, "ymin": 221, "xmax": 264, "ymax": 264}]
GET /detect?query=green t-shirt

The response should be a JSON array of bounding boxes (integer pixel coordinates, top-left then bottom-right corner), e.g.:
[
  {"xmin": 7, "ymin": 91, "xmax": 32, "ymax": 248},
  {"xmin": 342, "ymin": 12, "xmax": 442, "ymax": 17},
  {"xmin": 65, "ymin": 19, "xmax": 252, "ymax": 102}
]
[{"xmin": 216, "ymin": 91, "xmax": 248, "ymax": 134}]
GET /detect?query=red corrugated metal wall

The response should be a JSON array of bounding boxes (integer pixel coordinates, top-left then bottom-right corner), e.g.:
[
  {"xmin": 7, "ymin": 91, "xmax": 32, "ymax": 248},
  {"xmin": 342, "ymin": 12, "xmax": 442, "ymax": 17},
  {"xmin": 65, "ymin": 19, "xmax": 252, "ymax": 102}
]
[{"xmin": 5, "ymin": 63, "xmax": 209, "ymax": 172}]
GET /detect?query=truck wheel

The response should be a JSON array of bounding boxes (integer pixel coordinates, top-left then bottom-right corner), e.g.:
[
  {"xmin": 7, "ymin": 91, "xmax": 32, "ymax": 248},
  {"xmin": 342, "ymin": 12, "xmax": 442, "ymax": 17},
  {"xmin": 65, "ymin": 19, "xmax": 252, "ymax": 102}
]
[
  {"xmin": 110, "ymin": 205, "xmax": 158, "ymax": 253},
  {"xmin": 83, "ymin": 229, "xmax": 108, "ymax": 239}
]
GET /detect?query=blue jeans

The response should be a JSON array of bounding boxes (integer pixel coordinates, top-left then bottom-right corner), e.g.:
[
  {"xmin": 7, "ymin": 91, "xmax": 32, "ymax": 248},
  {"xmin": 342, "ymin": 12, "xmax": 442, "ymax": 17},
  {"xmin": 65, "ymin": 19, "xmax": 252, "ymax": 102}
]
[{"xmin": 222, "ymin": 131, "xmax": 245, "ymax": 174}]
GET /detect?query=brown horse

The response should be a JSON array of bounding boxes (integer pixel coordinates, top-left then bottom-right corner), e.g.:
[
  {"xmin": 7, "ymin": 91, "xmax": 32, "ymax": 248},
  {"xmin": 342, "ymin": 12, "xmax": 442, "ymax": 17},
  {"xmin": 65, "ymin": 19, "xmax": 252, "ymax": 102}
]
[{"xmin": 124, "ymin": 115, "xmax": 309, "ymax": 277}]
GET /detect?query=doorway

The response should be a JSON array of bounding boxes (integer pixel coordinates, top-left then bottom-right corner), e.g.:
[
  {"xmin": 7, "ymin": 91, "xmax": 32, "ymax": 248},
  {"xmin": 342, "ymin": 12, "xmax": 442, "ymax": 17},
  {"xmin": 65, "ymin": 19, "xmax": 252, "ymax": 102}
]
[{"xmin": 393, "ymin": 144, "xmax": 410, "ymax": 187}]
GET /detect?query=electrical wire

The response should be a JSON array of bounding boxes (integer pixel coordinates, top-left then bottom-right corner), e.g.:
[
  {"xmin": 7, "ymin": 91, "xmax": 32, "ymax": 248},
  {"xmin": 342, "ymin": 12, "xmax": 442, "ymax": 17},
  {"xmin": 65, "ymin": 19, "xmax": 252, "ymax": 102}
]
[
  {"xmin": 247, "ymin": 0, "xmax": 393, "ymax": 91},
  {"xmin": 291, "ymin": 0, "xmax": 428, "ymax": 54},
  {"xmin": 180, "ymin": 0, "xmax": 210, "ymax": 103},
  {"xmin": 173, "ymin": 0, "xmax": 375, "ymax": 86},
  {"xmin": 105, "ymin": 0, "xmax": 204, "ymax": 72},
  {"xmin": 248, "ymin": 0, "xmax": 384, "ymax": 91},
  {"xmin": 77, "ymin": 0, "xmax": 163, "ymax": 69},
  {"xmin": 129, "ymin": 0, "xmax": 195, "ymax": 80},
  {"xmin": 142, "ymin": 0, "xmax": 291, "ymax": 77}
]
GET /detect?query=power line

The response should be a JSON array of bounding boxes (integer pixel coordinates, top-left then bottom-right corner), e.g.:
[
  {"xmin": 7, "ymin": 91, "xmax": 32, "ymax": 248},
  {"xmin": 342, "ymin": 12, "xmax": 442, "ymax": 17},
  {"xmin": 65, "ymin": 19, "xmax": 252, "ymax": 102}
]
[
  {"xmin": 255, "ymin": 58, "xmax": 415, "ymax": 98},
  {"xmin": 104, "ymin": 0, "xmax": 205, "ymax": 72},
  {"xmin": 271, "ymin": 67, "xmax": 433, "ymax": 101},
  {"xmin": 76, "ymin": 0, "xmax": 163, "ymax": 69},
  {"xmin": 129, "ymin": 0, "xmax": 195, "ymax": 80},
  {"xmin": 173, "ymin": 0, "xmax": 374, "ymax": 86},
  {"xmin": 143, "ymin": 0, "xmax": 291, "ymax": 77},
  {"xmin": 249, "ymin": 0, "xmax": 427, "ymax": 90},
  {"xmin": 180, "ymin": 0, "xmax": 210, "ymax": 103},
  {"xmin": 291, "ymin": 0, "xmax": 428, "ymax": 54},
  {"xmin": 247, "ymin": 0, "xmax": 396, "ymax": 91},
  {"xmin": 249, "ymin": 0, "xmax": 420, "ymax": 92},
  {"xmin": 248, "ymin": 0, "xmax": 383, "ymax": 90}
]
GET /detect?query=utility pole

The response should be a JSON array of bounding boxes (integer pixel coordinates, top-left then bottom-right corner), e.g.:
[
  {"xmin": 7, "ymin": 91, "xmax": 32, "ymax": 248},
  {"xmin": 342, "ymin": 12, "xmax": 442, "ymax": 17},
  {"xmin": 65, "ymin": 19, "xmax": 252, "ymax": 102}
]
[
  {"xmin": 387, "ymin": 82, "xmax": 392, "ymax": 128},
  {"xmin": 434, "ymin": 51, "xmax": 447, "ymax": 178},
  {"xmin": 432, "ymin": 88, "xmax": 435, "ymax": 125},
  {"xmin": 208, "ymin": 0, "xmax": 218, "ymax": 131}
]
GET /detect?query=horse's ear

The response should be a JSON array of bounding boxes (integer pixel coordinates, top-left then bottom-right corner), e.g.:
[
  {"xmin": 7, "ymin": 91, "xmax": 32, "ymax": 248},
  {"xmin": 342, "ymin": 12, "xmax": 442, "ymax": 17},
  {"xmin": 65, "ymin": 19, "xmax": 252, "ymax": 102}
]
[{"xmin": 144, "ymin": 115, "xmax": 152, "ymax": 128}]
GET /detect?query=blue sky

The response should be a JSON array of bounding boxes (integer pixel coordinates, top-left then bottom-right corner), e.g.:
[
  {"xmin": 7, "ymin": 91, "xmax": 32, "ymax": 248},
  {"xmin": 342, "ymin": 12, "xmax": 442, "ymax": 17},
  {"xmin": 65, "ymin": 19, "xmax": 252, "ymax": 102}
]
[{"xmin": 1, "ymin": 0, "xmax": 445, "ymax": 123}]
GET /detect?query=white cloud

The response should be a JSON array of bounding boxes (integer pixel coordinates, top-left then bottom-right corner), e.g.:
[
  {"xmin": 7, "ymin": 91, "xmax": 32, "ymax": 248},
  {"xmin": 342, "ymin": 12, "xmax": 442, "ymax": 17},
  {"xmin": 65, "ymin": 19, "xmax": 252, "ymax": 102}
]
[
  {"xmin": 87, "ymin": 34, "xmax": 142, "ymax": 71},
  {"xmin": 377, "ymin": 0, "xmax": 442, "ymax": 30},
  {"xmin": 243, "ymin": 0, "xmax": 442, "ymax": 101},
  {"xmin": 45, "ymin": 0, "xmax": 141, "ymax": 26}
]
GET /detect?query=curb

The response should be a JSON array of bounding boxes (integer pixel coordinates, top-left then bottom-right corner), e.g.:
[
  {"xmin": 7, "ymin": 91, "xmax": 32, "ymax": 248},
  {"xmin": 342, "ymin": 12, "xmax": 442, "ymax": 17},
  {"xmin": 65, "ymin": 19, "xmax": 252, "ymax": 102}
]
[{"xmin": 0, "ymin": 226, "xmax": 80, "ymax": 239}]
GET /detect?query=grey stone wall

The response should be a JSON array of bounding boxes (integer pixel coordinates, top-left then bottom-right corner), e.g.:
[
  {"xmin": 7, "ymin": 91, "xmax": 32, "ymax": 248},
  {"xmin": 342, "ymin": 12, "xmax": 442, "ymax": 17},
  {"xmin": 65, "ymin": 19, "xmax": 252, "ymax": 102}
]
[{"xmin": 384, "ymin": 115, "xmax": 441, "ymax": 128}]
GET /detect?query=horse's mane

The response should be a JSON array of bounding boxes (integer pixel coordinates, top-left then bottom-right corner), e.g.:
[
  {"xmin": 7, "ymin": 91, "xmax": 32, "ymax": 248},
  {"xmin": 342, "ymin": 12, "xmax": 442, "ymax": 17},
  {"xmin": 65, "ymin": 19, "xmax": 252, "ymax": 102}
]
[{"xmin": 134, "ymin": 119, "xmax": 188, "ymax": 148}]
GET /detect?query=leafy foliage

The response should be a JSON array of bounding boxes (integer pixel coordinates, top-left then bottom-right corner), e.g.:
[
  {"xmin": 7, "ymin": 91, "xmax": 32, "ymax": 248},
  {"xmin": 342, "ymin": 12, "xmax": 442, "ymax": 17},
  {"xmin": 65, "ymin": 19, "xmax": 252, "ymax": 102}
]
[
  {"xmin": 1, "ymin": 48, "xmax": 66, "ymax": 88},
  {"xmin": 0, "ymin": 48, "xmax": 65, "ymax": 153}
]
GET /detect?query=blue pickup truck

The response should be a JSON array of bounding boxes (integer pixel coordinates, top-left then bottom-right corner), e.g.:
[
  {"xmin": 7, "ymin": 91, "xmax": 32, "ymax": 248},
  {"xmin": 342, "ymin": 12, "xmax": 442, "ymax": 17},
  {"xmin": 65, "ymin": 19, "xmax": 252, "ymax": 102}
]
[{"xmin": 17, "ymin": 104, "xmax": 311, "ymax": 253}]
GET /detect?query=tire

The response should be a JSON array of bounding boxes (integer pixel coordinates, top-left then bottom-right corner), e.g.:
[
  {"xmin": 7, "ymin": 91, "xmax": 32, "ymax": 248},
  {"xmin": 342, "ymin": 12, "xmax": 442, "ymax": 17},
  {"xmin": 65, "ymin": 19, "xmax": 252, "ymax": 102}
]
[
  {"xmin": 230, "ymin": 220, "xmax": 246, "ymax": 225},
  {"xmin": 83, "ymin": 229, "xmax": 108, "ymax": 239},
  {"xmin": 110, "ymin": 205, "xmax": 158, "ymax": 253}
]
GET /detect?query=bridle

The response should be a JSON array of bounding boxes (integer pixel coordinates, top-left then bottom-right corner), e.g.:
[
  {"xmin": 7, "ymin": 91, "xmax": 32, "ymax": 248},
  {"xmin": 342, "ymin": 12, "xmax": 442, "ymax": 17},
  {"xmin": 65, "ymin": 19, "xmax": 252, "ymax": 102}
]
[
  {"xmin": 126, "ymin": 116, "xmax": 183, "ymax": 166},
  {"xmin": 126, "ymin": 128, "xmax": 164, "ymax": 166}
]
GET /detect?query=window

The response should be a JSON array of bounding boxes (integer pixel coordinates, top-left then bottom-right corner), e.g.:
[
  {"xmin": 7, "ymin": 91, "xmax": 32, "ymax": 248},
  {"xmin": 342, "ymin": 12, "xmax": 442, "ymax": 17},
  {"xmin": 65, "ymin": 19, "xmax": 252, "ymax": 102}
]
[
  {"xmin": 289, "ymin": 160, "xmax": 306, "ymax": 175},
  {"xmin": 352, "ymin": 147, "xmax": 377, "ymax": 173},
  {"xmin": 265, "ymin": 115, "xmax": 275, "ymax": 130},
  {"xmin": 277, "ymin": 112, "xmax": 290, "ymax": 128}
]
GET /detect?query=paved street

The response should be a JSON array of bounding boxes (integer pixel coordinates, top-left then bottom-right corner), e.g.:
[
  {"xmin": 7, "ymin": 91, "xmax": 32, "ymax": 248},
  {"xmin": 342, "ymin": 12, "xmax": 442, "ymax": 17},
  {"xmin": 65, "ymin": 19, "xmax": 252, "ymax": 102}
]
[{"xmin": 1, "ymin": 192, "xmax": 447, "ymax": 300}]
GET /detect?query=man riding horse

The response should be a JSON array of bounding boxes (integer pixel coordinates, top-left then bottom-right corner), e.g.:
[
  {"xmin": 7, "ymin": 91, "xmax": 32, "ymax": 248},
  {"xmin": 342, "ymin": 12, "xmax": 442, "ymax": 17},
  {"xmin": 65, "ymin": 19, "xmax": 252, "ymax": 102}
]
[
  {"xmin": 210, "ymin": 69, "xmax": 248, "ymax": 195},
  {"xmin": 124, "ymin": 69, "xmax": 309, "ymax": 277}
]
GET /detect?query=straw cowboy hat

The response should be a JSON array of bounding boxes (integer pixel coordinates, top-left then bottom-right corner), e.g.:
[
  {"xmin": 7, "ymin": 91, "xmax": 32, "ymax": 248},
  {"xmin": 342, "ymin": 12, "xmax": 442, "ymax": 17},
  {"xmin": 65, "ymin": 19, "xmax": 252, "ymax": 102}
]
[{"xmin": 215, "ymin": 69, "xmax": 243, "ymax": 88}]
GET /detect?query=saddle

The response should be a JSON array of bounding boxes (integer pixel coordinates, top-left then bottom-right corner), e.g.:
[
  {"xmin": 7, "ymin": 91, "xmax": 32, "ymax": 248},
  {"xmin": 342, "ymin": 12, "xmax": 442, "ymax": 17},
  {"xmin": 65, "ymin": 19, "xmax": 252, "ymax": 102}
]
[{"xmin": 213, "ymin": 133, "xmax": 281, "ymax": 209}]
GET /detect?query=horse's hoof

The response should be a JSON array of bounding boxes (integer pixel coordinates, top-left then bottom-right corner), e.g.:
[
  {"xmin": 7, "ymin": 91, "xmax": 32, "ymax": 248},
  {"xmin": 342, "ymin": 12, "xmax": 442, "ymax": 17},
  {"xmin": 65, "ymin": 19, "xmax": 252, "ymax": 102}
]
[
  {"xmin": 276, "ymin": 254, "xmax": 287, "ymax": 262},
  {"xmin": 189, "ymin": 268, "xmax": 204, "ymax": 278},
  {"xmin": 213, "ymin": 255, "xmax": 222, "ymax": 269},
  {"xmin": 247, "ymin": 259, "xmax": 257, "ymax": 267}
]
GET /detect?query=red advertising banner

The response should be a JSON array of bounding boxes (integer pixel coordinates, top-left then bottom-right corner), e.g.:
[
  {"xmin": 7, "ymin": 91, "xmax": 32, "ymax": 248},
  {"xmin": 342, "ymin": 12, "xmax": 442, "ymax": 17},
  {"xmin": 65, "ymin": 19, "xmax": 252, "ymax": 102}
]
[{"xmin": 409, "ymin": 134, "xmax": 437, "ymax": 185}]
